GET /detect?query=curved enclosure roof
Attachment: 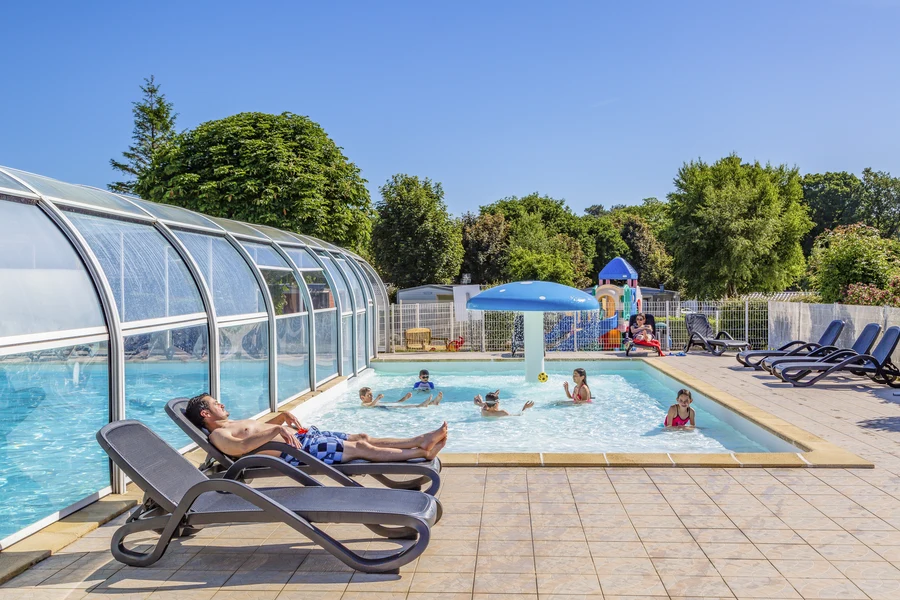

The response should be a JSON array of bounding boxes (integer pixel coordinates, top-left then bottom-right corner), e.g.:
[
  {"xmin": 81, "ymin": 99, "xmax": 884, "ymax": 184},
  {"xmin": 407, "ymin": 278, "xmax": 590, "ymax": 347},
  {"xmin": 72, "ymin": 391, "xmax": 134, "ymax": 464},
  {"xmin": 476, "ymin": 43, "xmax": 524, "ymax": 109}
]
[
  {"xmin": 467, "ymin": 281, "xmax": 600, "ymax": 312},
  {"xmin": 0, "ymin": 163, "xmax": 388, "ymax": 546},
  {"xmin": 598, "ymin": 257, "xmax": 639, "ymax": 280}
]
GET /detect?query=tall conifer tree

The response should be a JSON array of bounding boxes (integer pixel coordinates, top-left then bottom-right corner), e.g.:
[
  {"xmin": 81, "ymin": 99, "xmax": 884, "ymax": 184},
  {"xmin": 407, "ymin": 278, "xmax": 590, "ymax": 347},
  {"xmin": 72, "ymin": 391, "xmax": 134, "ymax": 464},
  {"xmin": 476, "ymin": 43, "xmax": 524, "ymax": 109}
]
[{"xmin": 109, "ymin": 75, "xmax": 176, "ymax": 194}]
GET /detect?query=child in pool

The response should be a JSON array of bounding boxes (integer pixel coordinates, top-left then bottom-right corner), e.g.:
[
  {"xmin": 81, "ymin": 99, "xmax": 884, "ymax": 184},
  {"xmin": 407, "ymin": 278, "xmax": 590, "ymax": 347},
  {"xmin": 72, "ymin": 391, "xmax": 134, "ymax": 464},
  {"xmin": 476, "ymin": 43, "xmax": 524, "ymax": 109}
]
[
  {"xmin": 359, "ymin": 387, "xmax": 442, "ymax": 408},
  {"xmin": 665, "ymin": 389, "xmax": 695, "ymax": 427},
  {"xmin": 413, "ymin": 369, "xmax": 435, "ymax": 392},
  {"xmin": 562, "ymin": 368, "xmax": 592, "ymax": 403},
  {"xmin": 474, "ymin": 390, "xmax": 534, "ymax": 417}
]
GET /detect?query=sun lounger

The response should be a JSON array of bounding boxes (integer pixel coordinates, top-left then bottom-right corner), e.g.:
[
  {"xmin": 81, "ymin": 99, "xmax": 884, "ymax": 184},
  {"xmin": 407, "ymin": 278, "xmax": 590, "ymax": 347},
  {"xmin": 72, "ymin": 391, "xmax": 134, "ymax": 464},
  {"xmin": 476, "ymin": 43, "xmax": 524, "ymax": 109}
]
[
  {"xmin": 97, "ymin": 421, "xmax": 437, "ymax": 572},
  {"xmin": 166, "ymin": 398, "xmax": 442, "ymax": 497},
  {"xmin": 773, "ymin": 326, "xmax": 900, "ymax": 387},
  {"xmin": 761, "ymin": 322, "xmax": 881, "ymax": 375},
  {"xmin": 624, "ymin": 314, "xmax": 664, "ymax": 356},
  {"xmin": 683, "ymin": 313, "xmax": 750, "ymax": 355},
  {"xmin": 736, "ymin": 319, "xmax": 844, "ymax": 369}
]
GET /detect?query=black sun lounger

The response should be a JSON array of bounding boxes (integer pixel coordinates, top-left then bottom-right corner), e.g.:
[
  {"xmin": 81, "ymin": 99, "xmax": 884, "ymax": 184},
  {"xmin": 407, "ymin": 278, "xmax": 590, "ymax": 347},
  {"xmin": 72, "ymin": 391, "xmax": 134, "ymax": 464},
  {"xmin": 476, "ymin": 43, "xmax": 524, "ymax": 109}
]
[
  {"xmin": 761, "ymin": 322, "xmax": 881, "ymax": 375},
  {"xmin": 166, "ymin": 398, "xmax": 442, "ymax": 496},
  {"xmin": 736, "ymin": 319, "xmax": 844, "ymax": 369},
  {"xmin": 97, "ymin": 421, "xmax": 438, "ymax": 573},
  {"xmin": 683, "ymin": 313, "xmax": 750, "ymax": 355},
  {"xmin": 773, "ymin": 326, "xmax": 900, "ymax": 387}
]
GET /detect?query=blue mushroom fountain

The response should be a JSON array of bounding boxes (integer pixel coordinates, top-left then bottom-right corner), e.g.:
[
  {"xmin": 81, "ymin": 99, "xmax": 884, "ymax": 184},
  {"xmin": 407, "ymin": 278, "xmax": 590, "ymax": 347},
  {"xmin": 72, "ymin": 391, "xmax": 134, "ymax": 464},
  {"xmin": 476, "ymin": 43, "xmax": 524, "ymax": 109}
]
[{"xmin": 467, "ymin": 281, "xmax": 600, "ymax": 381}]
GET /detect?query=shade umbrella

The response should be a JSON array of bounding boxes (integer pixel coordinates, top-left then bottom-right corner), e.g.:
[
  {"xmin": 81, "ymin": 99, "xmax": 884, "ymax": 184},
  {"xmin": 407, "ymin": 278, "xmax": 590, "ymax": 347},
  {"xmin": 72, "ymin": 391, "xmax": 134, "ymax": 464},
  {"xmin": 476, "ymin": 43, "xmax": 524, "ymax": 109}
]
[{"xmin": 467, "ymin": 281, "xmax": 600, "ymax": 381}]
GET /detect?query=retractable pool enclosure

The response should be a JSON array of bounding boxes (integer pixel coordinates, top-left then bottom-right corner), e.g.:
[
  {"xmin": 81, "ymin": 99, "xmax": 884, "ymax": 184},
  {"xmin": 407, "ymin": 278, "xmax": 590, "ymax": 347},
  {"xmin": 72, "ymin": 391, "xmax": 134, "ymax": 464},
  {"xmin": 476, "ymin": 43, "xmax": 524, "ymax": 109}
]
[{"xmin": 0, "ymin": 165, "xmax": 390, "ymax": 548}]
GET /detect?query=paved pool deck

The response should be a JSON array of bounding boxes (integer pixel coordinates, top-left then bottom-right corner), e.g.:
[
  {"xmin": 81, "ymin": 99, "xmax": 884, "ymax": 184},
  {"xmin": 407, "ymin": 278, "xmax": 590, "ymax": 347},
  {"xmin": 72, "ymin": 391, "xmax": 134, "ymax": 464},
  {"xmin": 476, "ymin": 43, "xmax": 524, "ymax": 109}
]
[{"xmin": 6, "ymin": 352, "xmax": 900, "ymax": 599}]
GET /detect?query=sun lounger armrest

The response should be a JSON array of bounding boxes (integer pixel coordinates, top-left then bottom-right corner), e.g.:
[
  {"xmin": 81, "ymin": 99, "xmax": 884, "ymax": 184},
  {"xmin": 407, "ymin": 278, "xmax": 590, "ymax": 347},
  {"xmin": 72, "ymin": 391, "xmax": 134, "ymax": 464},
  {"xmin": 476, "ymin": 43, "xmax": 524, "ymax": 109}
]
[
  {"xmin": 343, "ymin": 462, "xmax": 442, "ymax": 496},
  {"xmin": 256, "ymin": 442, "xmax": 360, "ymax": 487},
  {"xmin": 176, "ymin": 478, "xmax": 315, "ymax": 529},
  {"xmin": 819, "ymin": 348, "xmax": 859, "ymax": 362},
  {"xmin": 806, "ymin": 344, "xmax": 838, "ymax": 357},
  {"xmin": 828, "ymin": 353, "xmax": 878, "ymax": 370},
  {"xmin": 778, "ymin": 339, "xmax": 808, "ymax": 351},
  {"xmin": 785, "ymin": 341, "xmax": 821, "ymax": 355},
  {"xmin": 226, "ymin": 455, "xmax": 324, "ymax": 487},
  {"xmin": 715, "ymin": 331, "xmax": 735, "ymax": 340}
]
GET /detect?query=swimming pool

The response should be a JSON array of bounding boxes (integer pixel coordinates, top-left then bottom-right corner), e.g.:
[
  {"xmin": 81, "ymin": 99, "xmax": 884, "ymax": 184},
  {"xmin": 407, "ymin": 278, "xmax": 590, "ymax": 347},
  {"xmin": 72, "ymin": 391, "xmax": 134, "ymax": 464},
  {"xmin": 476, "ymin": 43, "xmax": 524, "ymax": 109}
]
[{"xmin": 293, "ymin": 361, "xmax": 799, "ymax": 454}]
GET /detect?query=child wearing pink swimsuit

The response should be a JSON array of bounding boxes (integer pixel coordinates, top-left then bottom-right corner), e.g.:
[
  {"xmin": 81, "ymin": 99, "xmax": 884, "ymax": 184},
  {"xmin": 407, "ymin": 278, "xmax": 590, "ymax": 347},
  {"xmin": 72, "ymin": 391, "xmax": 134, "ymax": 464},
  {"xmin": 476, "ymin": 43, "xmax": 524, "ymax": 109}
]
[{"xmin": 665, "ymin": 389, "xmax": 695, "ymax": 427}]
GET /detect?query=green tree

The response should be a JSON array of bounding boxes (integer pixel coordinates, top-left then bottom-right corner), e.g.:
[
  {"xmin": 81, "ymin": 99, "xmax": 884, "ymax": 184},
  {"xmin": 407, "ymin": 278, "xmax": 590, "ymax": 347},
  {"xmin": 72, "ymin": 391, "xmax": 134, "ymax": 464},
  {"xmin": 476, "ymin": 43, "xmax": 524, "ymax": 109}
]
[
  {"xmin": 584, "ymin": 204, "xmax": 608, "ymax": 217},
  {"xmin": 502, "ymin": 213, "xmax": 591, "ymax": 287},
  {"xmin": 619, "ymin": 215, "xmax": 673, "ymax": 288},
  {"xmin": 610, "ymin": 197, "xmax": 672, "ymax": 242},
  {"xmin": 800, "ymin": 172, "xmax": 861, "ymax": 255},
  {"xmin": 584, "ymin": 215, "xmax": 630, "ymax": 278},
  {"xmin": 481, "ymin": 192, "xmax": 596, "ymax": 281},
  {"xmin": 809, "ymin": 224, "xmax": 900, "ymax": 302},
  {"xmin": 139, "ymin": 112, "xmax": 373, "ymax": 252},
  {"xmin": 109, "ymin": 75, "xmax": 177, "ymax": 194},
  {"xmin": 858, "ymin": 168, "xmax": 900, "ymax": 239},
  {"xmin": 371, "ymin": 174, "xmax": 463, "ymax": 288},
  {"xmin": 667, "ymin": 155, "xmax": 813, "ymax": 298},
  {"xmin": 460, "ymin": 212, "xmax": 509, "ymax": 284}
]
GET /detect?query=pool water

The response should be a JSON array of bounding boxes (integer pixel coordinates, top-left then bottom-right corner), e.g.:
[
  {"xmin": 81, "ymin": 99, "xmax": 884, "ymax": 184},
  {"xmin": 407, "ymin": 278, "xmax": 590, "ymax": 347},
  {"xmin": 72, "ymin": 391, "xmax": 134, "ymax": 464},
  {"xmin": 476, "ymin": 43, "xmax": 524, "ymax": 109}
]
[{"xmin": 295, "ymin": 362, "xmax": 775, "ymax": 454}]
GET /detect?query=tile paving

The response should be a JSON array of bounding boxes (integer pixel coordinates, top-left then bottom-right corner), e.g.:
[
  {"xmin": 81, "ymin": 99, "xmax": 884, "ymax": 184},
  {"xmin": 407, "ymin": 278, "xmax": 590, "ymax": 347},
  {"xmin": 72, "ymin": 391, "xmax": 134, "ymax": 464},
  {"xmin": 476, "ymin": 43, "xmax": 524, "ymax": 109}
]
[{"xmin": 8, "ymin": 354, "xmax": 900, "ymax": 598}]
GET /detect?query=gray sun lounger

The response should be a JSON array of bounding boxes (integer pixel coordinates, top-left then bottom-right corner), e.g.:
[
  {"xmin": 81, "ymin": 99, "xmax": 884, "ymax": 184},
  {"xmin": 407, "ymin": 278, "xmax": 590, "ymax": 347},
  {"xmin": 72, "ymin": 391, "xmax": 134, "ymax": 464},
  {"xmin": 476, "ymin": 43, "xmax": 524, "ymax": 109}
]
[
  {"xmin": 166, "ymin": 398, "xmax": 442, "ymax": 496},
  {"xmin": 683, "ymin": 313, "xmax": 750, "ymax": 355},
  {"xmin": 736, "ymin": 319, "xmax": 844, "ymax": 369},
  {"xmin": 773, "ymin": 326, "xmax": 900, "ymax": 387},
  {"xmin": 97, "ymin": 420, "xmax": 438, "ymax": 573},
  {"xmin": 761, "ymin": 322, "xmax": 881, "ymax": 375}
]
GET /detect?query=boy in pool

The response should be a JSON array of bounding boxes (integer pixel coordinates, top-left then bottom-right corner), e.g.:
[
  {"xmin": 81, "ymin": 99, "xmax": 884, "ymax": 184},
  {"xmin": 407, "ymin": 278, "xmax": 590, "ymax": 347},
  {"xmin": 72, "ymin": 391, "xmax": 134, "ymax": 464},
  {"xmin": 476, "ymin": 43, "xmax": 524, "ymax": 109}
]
[
  {"xmin": 664, "ymin": 388, "xmax": 695, "ymax": 427},
  {"xmin": 474, "ymin": 390, "xmax": 534, "ymax": 417},
  {"xmin": 359, "ymin": 387, "xmax": 442, "ymax": 408},
  {"xmin": 413, "ymin": 369, "xmax": 435, "ymax": 392}
]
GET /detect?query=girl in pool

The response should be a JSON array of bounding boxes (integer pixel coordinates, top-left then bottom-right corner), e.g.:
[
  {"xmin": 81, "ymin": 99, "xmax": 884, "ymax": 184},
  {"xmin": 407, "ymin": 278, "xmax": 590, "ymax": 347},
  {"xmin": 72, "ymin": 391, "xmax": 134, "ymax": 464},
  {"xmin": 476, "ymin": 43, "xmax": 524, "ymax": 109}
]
[
  {"xmin": 665, "ymin": 389, "xmax": 695, "ymax": 427},
  {"xmin": 562, "ymin": 368, "xmax": 592, "ymax": 404}
]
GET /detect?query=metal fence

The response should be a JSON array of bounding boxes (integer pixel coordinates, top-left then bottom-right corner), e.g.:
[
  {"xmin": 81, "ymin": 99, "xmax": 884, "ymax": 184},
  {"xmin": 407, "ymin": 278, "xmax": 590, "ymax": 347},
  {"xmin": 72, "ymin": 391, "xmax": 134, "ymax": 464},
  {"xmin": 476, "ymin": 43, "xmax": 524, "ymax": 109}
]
[{"xmin": 389, "ymin": 299, "xmax": 770, "ymax": 353}]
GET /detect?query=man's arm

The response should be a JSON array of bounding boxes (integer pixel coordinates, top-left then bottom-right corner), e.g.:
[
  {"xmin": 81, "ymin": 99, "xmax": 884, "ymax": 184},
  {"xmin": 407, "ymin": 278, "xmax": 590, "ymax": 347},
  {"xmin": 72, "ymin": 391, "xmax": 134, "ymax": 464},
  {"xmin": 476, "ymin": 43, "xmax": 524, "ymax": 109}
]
[{"xmin": 210, "ymin": 423, "xmax": 299, "ymax": 457}]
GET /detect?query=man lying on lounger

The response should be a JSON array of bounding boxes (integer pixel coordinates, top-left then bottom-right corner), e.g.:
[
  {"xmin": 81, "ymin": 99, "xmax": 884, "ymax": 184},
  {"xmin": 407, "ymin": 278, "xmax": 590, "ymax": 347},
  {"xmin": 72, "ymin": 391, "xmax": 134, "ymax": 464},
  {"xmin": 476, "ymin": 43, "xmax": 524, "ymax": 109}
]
[{"xmin": 185, "ymin": 393, "xmax": 448, "ymax": 466}]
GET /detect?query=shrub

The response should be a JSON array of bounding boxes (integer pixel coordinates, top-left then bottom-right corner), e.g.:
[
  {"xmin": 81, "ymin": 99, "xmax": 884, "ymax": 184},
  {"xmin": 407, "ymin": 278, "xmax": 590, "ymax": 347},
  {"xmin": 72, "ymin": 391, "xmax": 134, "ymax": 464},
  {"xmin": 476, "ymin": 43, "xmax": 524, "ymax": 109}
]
[
  {"xmin": 808, "ymin": 224, "xmax": 900, "ymax": 303},
  {"xmin": 844, "ymin": 276, "xmax": 900, "ymax": 308}
]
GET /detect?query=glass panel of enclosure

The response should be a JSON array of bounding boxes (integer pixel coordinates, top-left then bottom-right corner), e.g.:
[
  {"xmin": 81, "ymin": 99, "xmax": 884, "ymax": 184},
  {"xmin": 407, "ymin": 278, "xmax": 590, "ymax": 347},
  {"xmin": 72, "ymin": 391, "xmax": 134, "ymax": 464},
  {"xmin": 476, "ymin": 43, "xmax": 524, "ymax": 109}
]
[
  {"xmin": 175, "ymin": 231, "xmax": 265, "ymax": 317},
  {"xmin": 250, "ymin": 224, "xmax": 302, "ymax": 245},
  {"xmin": 0, "ymin": 340, "xmax": 109, "ymax": 542},
  {"xmin": 357, "ymin": 260, "xmax": 389, "ymax": 352},
  {"xmin": 124, "ymin": 324, "xmax": 210, "ymax": 449},
  {"xmin": 318, "ymin": 254, "xmax": 351, "ymax": 312},
  {"xmin": 341, "ymin": 314, "xmax": 353, "ymax": 375},
  {"xmin": 242, "ymin": 242, "xmax": 290, "ymax": 269},
  {"xmin": 284, "ymin": 247, "xmax": 322, "ymax": 270},
  {"xmin": 209, "ymin": 217, "xmax": 268, "ymax": 240},
  {"xmin": 3, "ymin": 167, "xmax": 148, "ymax": 216},
  {"xmin": 65, "ymin": 212, "xmax": 205, "ymax": 323},
  {"xmin": 314, "ymin": 311, "xmax": 338, "ymax": 381},
  {"xmin": 0, "ymin": 171, "xmax": 33, "ymax": 193},
  {"xmin": 0, "ymin": 200, "xmax": 106, "ymax": 337},
  {"xmin": 356, "ymin": 311, "xmax": 367, "ymax": 368},
  {"xmin": 262, "ymin": 270, "xmax": 306, "ymax": 315},
  {"xmin": 276, "ymin": 314, "xmax": 310, "ymax": 403},
  {"xmin": 219, "ymin": 321, "xmax": 269, "ymax": 418},
  {"xmin": 300, "ymin": 270, "xmax": 336, "ymax": 310},
  {"xmin": 337, "ymin": 256, "xmax": 366, "ymax": 309},
  {"xmin": 124, "ymin": 197, "xmax": 223, "ymax": 230}
]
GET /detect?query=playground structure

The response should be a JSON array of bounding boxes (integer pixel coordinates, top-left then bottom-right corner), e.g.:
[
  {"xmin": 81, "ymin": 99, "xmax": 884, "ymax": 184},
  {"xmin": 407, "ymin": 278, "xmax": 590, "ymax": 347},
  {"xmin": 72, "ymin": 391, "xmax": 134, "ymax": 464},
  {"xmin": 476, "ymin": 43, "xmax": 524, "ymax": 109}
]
[{"xmin": 545, "ymin": 257, "xmax": 644, "ymax": 352}]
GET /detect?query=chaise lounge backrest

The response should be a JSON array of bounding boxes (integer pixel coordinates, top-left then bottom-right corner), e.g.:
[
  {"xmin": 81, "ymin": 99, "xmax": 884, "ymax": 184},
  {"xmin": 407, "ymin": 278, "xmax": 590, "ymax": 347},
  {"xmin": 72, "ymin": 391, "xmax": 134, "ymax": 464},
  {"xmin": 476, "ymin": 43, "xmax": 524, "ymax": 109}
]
[
  {"xmin": 816, "ymin": 320, "xmax": 845, "ymax": 346},
  {"xmin": 97, "ymin": 420, "xmax": 207, "ymax": 513},
  {"xmin": 850, "ymin": 323, "xmax": 882, "ymax": 356},
  {"xmin": 685, "ymin": 313, "xmax": 715, "ymax": 339},
  {"xmin": 871, "ymin": 326, "xmax": 900, "ymax": 366}
]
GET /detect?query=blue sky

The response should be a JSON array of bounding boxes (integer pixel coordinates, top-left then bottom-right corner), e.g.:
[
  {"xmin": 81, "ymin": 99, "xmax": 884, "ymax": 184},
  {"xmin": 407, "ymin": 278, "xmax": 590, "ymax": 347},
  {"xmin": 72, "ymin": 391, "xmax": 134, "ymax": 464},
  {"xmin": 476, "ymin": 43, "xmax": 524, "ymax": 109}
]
[{"xmin": 2, "ymin": 1, "xmax": 898, "ymax": 216}]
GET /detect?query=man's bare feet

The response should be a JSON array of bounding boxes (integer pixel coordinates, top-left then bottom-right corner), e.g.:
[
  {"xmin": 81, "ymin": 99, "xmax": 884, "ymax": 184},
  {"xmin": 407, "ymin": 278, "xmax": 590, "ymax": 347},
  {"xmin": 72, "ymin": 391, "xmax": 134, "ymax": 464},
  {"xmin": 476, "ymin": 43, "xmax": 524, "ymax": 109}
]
[
  {"xmin": 421, "ymin": 421, "xmax": 448, "ymax": 451},
  {"xmin": 429, "ymin": 392, "xmax": 444, "ymax": 406},
  {"xmin": 425, "ymin": 436, "xmax": 447, "ymax": 460}
]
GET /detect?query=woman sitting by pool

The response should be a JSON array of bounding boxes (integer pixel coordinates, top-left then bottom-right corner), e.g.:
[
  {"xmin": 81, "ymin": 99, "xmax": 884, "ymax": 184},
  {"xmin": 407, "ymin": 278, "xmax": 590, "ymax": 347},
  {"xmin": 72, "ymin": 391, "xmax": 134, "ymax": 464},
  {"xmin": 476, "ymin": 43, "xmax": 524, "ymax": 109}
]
[
  {"xmin": 474, "ymin": 390, "xmax": 534, "ymax": 417},
  {"xmin": 561, "ymin": 368, "xmax": 592, "ymax": 404}
]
